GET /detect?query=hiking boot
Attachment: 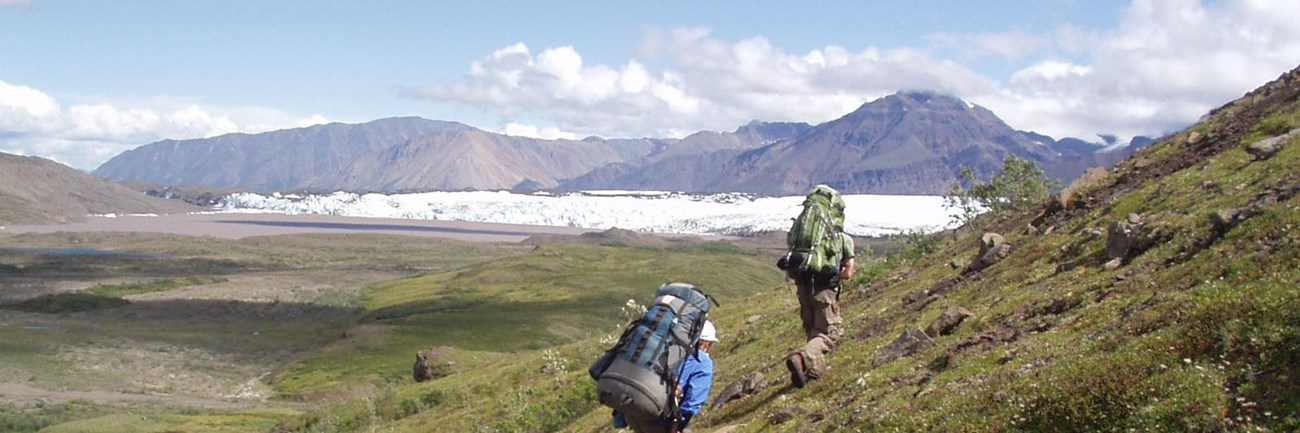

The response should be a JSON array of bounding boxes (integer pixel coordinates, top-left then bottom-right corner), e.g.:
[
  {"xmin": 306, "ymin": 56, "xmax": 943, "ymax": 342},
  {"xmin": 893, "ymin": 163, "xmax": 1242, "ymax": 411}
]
[{"xmin": 785, "ymin": 354, "xmax": 807, "ymax": 388}]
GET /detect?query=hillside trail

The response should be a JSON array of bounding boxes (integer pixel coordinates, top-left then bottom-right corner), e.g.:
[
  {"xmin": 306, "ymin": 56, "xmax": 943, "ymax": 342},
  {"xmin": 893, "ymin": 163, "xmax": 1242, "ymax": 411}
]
[{"xmin": 0, "ymin": 381, "xmax": 289, "ymax": 410}]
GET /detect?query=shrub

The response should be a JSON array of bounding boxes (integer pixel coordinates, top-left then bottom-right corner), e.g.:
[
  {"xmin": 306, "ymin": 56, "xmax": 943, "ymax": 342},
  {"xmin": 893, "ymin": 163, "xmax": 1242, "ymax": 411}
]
[
  {"xmin": 898, "ymin": 229, "xmax": 941, "ymax": 261},
  {"xmin": 0, "ymin": 293, "xmax": 129, "ymax": 313},
  {"xmin": 846, "ymin": 257, "xmax": 893, "ymax": 287},
  {"xmin": 945, "ymin": 156, "xmax": 1057, "ymax": 223}
]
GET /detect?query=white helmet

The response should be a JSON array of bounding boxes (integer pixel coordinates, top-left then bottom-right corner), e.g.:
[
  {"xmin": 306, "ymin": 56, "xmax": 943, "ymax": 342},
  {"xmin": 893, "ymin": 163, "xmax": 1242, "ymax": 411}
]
[{"xmin": 700, "ymin": 320, "xmax": 719, "ymax": 343}]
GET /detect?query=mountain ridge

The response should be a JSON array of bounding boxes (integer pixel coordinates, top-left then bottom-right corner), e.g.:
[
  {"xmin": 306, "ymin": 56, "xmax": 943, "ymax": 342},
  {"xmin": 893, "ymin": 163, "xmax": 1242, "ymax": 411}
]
[{"xmin": 94, "ymin": 93, "xmax": 1142, "ymax": 196}]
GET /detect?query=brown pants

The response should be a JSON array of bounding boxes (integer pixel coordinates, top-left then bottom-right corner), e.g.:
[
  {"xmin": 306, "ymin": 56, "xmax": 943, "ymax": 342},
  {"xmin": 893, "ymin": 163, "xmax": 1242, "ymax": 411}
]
[
  {"xmin": 795, "ymin": 283, "xmax": 843, "ymax": 379},
  {"xmin": 625, "ymin": 415, "xmax": 671, "ymax": 433}
]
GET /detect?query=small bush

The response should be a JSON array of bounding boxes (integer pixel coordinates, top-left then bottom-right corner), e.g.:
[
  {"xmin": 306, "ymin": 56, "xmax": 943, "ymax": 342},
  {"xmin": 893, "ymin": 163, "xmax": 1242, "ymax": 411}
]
[
  {"xmin": 898, "ymin": 229, "xmax": 942, "ymax": 261},
  {"xmin": 846, "ymin": 257, "xmax": 893, "ymax": 287},
  {"xmin": 0, "ymin": 293, "xmax": 129, "ymax": 313},
  {"xmin": 86, "ymin": 277, "xmax": 224, "ymax": 297},
  {"xmin": 493, "ymin": 379, "xmax": 597, "ymax": 433},
  {"xmin": 0, "ymin": 401, "xmax": 107, "ymax": 433},
  {"xmin": 945, "ymin": 156, "xmax": 1057, "ymax": 222},
  {"xmin": 418, "ymin": 388, "xmax": 446, "ymax": 408}
]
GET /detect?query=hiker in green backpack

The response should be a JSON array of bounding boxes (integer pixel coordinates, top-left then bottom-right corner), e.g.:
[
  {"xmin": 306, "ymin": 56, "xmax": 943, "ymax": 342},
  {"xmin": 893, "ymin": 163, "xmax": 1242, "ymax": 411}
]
[{"xmin": 780, "ymin": 184, "xmax": 856, "ymax": 388}]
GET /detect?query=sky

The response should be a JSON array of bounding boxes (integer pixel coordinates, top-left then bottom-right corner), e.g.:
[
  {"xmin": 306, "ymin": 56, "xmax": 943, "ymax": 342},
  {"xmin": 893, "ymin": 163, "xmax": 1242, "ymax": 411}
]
[{"xmin": 1, "ymin": 0, "xmax": 1298, "ymax": 171}]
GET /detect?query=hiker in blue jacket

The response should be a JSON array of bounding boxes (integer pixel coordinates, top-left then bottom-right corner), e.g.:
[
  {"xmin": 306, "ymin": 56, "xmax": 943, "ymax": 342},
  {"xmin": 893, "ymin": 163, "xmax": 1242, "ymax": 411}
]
[
  {"xmin": 675, "ymin": 319, "xmax": 717, "ymax": 430},
  {"xmin": 616, "ymin": 320, "xmax": 719, "ymax": 432}
]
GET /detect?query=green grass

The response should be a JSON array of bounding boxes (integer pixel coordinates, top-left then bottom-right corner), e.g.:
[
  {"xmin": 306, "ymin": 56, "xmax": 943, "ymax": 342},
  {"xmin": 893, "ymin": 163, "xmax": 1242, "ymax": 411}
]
[
  {"xmin": 271, "ymin": 242, "xmax": 785, "ymax": 398},
  {"xmin": 1, "ymin": 402, "xmax": 298, "ymax": 433},
  {"xmin": 0, "ymin": 401, "xmax": 111, "ymax": 433},
  {"xmin": 84, "ymin": 277, "xmax": 228, "ymax": 298},
  {"xmin": 37, "ymin": 408, "xmax": 300, "ymax": 433}
]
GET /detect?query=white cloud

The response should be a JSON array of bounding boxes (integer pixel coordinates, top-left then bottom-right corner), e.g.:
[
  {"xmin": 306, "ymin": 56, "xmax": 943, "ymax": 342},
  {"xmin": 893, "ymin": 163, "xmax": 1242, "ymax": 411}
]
[
  {"xmin": 408, "ymin": 0, "xmax": 1300, "ymax": 144},
  {"xmin": 1010, "ymin": 61, "xmax": 1093, "ymax": 83},
  {"xmin": 406, "ymin": 30, "xmax": 996, "ymax": 139},
  {"xmin": 502, "ymin": 122, "xmax": 578, "ymax": 140},
  {"xmin": 0, "ymin": 79, "xmax": 327, "ymax": 171},
  {"xmin": 977, "ymin": 0, "xmax": 1300, "ymax": 139},
  {"xmin": 0, "ymin": 80, "xmax": 60, "ymax": 132}
]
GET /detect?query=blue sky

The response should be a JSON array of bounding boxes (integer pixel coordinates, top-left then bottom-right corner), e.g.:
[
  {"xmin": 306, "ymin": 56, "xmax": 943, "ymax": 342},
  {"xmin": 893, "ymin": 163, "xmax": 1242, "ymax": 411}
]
[{"xmin": 2, "ymin": 0, "xmax": 1298, "ymax": 171}]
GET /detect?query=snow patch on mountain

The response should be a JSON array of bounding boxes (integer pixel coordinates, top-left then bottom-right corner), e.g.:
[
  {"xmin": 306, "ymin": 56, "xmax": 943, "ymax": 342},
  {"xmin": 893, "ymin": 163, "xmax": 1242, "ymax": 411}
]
[{"xmin": 217, "ymin": 190, "xmax": 957, "ymax": 236}]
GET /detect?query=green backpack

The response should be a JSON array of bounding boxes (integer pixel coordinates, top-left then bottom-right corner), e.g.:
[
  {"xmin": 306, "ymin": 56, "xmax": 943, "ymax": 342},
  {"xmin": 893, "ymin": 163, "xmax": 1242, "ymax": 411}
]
[{"xmin": 784, "ymin": 184, "xmax": 846, "ymax": 283}]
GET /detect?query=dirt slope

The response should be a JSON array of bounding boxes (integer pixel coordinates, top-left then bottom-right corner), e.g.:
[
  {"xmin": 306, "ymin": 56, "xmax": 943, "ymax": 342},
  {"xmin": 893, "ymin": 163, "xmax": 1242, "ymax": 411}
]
[{"xmin": 0, "ymin": 152, "xmax": 198, "ymax": 225}]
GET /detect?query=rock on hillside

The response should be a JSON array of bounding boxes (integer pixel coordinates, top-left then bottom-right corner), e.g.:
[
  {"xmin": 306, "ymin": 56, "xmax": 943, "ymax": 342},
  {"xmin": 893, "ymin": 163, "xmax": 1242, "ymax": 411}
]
[{"xmin": 0, "ymin": 152, "xmax": 198, "ymax": 224}]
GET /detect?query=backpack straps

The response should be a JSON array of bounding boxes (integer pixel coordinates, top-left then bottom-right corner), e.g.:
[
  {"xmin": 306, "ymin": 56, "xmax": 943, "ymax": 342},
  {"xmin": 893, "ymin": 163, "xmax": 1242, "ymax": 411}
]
[
  {"xmin": 664, "ymin": 340, "xmax": 681, "ymax": 428},
  {"xmin": 631, "ymin": 306, "xmax": 669, "ymax": 364}
]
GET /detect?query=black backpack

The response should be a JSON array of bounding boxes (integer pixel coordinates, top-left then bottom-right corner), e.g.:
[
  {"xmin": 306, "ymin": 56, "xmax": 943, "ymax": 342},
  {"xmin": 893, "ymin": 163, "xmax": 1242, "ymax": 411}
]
[{"xmin": 588, "ymin": 283, "xmax": 712, "ymax": 421}]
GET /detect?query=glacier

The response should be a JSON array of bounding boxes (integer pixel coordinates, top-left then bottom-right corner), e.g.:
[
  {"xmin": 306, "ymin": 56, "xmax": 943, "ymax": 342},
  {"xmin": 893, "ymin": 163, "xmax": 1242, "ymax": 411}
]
[{"xmin": 217, "ymin": 190, "xmax": 959, "ymax": 237}]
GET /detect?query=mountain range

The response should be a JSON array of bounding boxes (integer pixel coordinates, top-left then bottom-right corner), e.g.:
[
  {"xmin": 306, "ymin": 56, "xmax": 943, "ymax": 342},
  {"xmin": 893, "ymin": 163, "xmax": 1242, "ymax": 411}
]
[{"xmin": 94, "ymin": 92, "xmax": 1150, "ymax": 196}]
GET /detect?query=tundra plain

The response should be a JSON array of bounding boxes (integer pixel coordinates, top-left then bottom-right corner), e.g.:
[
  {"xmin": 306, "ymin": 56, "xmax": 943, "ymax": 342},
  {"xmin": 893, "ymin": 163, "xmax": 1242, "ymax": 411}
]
[{"xmin": 0, "ymin": 217, "xmax": 788, "ymax": 432}]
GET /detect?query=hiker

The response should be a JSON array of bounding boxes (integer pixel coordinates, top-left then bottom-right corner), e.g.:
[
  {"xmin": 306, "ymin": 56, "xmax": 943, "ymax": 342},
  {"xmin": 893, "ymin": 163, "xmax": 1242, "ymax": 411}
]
[
  {"xmin": 615, "ymin": 320, "xmax": 719, "ymax": 433},
  {"xmin": 591, "ymin": 283, "xmax": 714, "ymax": 433},
  {"xmin": 780, "ymin": 184, "xmax": 856, "ymax": 388}
]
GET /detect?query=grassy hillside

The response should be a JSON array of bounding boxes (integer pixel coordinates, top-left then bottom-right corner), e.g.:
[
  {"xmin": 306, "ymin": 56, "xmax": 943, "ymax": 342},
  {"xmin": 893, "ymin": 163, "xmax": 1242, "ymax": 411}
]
[
  {"xmin": 625, "ymin": 66, "xmax": 1300, "ymax": 432},
  {"xmin": 269, "ymin": 67, "xmax": 1300, "ymax": 432},
  {"xmin": 271, "ymin": 241, "xmax": 783, "ymax": 399}
]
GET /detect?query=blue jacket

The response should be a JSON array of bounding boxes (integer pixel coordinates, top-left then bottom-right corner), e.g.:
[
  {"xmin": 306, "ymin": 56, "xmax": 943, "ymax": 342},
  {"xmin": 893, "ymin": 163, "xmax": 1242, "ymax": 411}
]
[{"xmin": 677, "ymin": 350, "xmax": 714, "ymax": 417}]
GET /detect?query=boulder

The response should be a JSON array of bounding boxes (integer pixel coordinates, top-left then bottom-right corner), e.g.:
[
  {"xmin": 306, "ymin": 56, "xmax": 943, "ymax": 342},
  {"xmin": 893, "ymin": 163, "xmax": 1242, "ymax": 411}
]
[
  {"xmin": 978, "ymin": 233, "xmax": 1005, "ymax": 256},
  {"xmin": 711, "ymin": 372, "xmax": 766, "ymax": 409},
  {"xmin": 1211, "ymin": 208, "xmax": 1246, "ymax": 230},
  {"xmin": 874, "ymin": 326, "xmax": 934, "ymax": 367},
  {"xmin": 924, "ymin": 306, "xmax": 973, "ymax": 337},
  {"xmin": 1245, "ymin": 128, "xmax": 1298, "ymax": 161},
  {"xmin": 413, "ymin": 347, "xmax": 455, "ymax": 382},
  {"xmin": 1103, "ymin": 258, "xmax": 1124, "ymax": 270},
  {"xmin": 965, "ymin": 233, "xmax": 1011, "ymax": 273},
  {"xmin": 1105, "ymin": 215, "xmax": 1143, "ymax": 261},
  {"xmin": 768, "ymin": 406, "xmax": 808, "ymax": 425}
]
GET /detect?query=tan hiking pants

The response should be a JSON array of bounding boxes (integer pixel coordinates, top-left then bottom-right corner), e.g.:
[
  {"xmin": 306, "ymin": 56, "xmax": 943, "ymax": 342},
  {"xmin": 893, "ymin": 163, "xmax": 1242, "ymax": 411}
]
[
  {"xmin": 795, "ymin": 283, "xmax": 843, "ymax": 379},
  {"xmin": 624, "ymin": 415, "xmax": 671, "ymax": 433}
]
